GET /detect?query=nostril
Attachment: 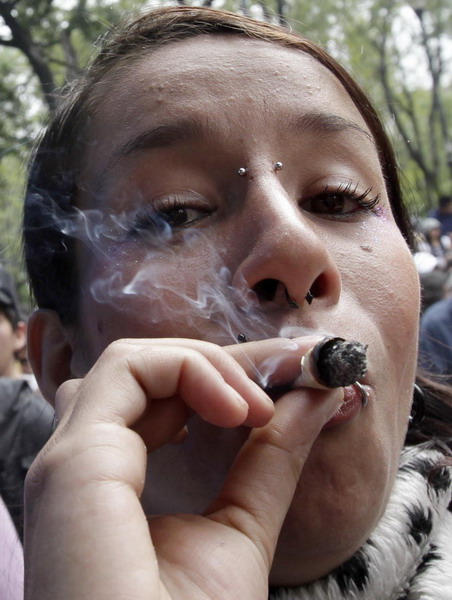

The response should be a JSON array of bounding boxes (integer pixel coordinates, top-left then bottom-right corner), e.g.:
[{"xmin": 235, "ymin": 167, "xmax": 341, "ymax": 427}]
[
  {"xmin": 252, "ymin": 278, "xmax": 280, "ymax": 302},
  {"xmin": 310, "ymin": 274, "xmax": 327, "ymax": 300}
]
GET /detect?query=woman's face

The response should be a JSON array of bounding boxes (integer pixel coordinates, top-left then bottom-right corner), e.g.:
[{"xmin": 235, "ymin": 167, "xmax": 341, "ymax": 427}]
[{"xmin": 70, "ymin": 36, "xmax": 420, "ymax": 583}]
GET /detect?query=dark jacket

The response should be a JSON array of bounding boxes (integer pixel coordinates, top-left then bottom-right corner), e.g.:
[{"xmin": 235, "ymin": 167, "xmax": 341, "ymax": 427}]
[
  {"xmin": 419, "ymin": 297, "xmax": 452, "ymax": 382},
  {"xmin": 0, "ymin": 378, "xmax": 54, "ymax": 539}
]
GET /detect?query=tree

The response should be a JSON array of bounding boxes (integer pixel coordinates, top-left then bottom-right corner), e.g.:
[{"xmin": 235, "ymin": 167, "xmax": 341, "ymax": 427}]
[
  {"xmin": 345, "ymin": 0, "xmax": 452, "ymax": 210},
  {"xmin": 0, "ymin": 0, "xmax": 139, "ymax": 302},
  {"xmin": 222, "ymin": 0, "xmax": 452, "ymax": 209}
]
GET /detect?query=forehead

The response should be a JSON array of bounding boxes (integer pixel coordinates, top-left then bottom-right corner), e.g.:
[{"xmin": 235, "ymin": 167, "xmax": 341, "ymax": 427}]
[
  {"xmin": 77, "ymin": 35, "xmax": 384, "ymax": 208},
  {"xmin": 118, "ymin": 35, "xmax": 341, "ymax": 95},
  {"xmin": 89, "ymin": 35, "xmax": 370, "ymax": 146}
]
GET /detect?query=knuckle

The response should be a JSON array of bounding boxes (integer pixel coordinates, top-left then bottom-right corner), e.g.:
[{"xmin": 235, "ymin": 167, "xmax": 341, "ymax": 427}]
[
  {"xmin": 255, "ymin": 422, "xmax": 310, "ymax": 464},
  {"xmin": 24, "ymin": 433, "xmax": 66, "ymax": 501},
  {"xmin": 103, "ymin": 338, "xmax": 131, "ymax": 361},
  {"xmin": 55, "ymin": 378, "xmax": 81, "ymax": 405}
]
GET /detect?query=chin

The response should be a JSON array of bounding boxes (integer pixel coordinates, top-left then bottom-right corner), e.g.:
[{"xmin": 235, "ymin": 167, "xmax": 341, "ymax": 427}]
[
  {"xmin": 270, "ymin": 502, "xmax": 379, "ymax": 586},
  {"xmin": 269, "ymin": 431, "xmax": 395, "ymax": 586}
]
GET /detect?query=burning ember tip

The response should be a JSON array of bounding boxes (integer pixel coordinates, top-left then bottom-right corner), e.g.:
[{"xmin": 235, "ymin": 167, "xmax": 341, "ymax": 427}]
[{"xmin": 298, "ymin": 337, "xmax": 368, "ymax": 389}]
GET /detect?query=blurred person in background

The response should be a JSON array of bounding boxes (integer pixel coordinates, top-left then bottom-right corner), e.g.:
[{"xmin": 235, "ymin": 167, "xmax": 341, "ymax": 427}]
[
  {"xmin": 429, "ymin": 194, "xmax": 452, "ymax": 240},
  {"xmin": 416, "ymin": 217, "xmax": 452, "ymax": 271},
  {"xmin": 0, "ymin": 266, "xmax": 27, "ymax": 380},
  {"xmin": 0, "ymin": 495, "xmax": 23, "ymax": 600},
  {"xmin": 0, "ymin": 264, "xmax": 54, "ymax": 539},
  {"xmin": 419, "ymin": 290, "xmax": 452, "ymax": 384},
  {"xmin": 419, "ymin": 269, "xmax": 448, "ymax": 314}
]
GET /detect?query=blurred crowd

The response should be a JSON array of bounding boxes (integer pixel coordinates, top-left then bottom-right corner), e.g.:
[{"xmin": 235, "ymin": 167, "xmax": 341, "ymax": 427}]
[
  {"xmin": 0, "ymin": 264, "xmax": 54, "ymax": 541},
  {"xmin": 413, "ymin": 195, "xmax": 452, "ymax": 383}
]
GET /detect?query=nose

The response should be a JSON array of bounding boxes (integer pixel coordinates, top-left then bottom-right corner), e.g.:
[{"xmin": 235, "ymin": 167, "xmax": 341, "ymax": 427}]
[{"xmin": 232, "ymin": 180, "xmax": 342, "ymax": 311}]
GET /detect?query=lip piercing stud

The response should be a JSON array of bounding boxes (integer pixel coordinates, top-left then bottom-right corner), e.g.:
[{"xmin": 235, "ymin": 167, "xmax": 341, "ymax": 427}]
[
  {"xmin": 273, "ymin": 161, "xmax": 283, "ymax": 172},
  {"xmin": 354, "ymin": 381, "xmax": 369, "ymax": 407},
  {"xmin": 237, "ymin": 167, "xmax": 247, "ymax": 176},
  {"xmin": 305, "ymin": 290, "xmax": 314, "ymax": 305}
]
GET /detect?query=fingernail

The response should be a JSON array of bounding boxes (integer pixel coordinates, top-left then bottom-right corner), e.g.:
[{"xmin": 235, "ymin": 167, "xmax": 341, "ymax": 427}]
[
  {"xmin": 325, "ymin": 388, "xmax": 345, "ymax": 419},
  {"xmin": 251, "ymin": 380, "xmax": 275, "ymax": 405},
  {"xmin": 229, "ymin": 387, "xmax": 249, "ymax": 410}
]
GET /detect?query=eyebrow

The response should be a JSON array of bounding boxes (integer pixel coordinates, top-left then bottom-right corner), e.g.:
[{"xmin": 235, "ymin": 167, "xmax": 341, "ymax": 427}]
[
  {"xmin": 97, "ymin": 117, "xmax": 207, "ymax": 190},
  {"xmin": 288, "ymin": 112, "xmax": 374, "ymax": 143},
  {"xmin": 113, "ymin": 118, "xmax": 207, "ymax": 160},
  {"xmin": 109, "ymin": 112, "xmax": 372, "ymax": 164},
  {"xmin": 96, "ymin": 111, "xmax": 374, "ymax": 191}
]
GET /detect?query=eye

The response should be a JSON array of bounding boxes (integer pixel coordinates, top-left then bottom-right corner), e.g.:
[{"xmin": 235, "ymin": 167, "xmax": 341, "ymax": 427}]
[
  {"xmin": 129, "ymin": 192, "xmax": 212, "ymax": 241},
  {"xmin": 302, "ymin": 183, "xmax": 381, "ymax": 217},
  {"xmin": 157, "ymin": 205, "xmax": 207, "ymax": 228}
]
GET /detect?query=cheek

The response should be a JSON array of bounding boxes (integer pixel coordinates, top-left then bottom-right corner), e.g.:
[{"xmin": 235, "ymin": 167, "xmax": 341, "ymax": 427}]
[
  {"xmin": 0, "ymin": 324, "xmax": 14, "ymax": 349},
  {"xmin": 340, "ymin": 222, "xmax": 420, "ymax": 412},
  {"xmin": 75, "ymin": 235, "xmax": 244, "ymax": 364},
  {"xmin": 343, "ymin": 219, "xmax": 420, "ymax": 346}
]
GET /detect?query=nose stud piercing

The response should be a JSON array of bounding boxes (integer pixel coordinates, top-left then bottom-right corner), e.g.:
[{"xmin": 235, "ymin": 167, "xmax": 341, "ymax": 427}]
[
  {"xmin": 285, "ymin": 288, "xmax": 314, "ymax": 308},
  {"xmin": 285, "ymin": 287, "xmax": 300, "ymax": 309},
  {"xmin": 273, "ymin": 161, "xmax": 283, "ymax": 172},
  {"xmin": 237, "ymin": 167, "xmax": 247, "ymax": 176},
  {"xmin": 305, "ymin": 289, "xmax": 314, "ymax": 305}
]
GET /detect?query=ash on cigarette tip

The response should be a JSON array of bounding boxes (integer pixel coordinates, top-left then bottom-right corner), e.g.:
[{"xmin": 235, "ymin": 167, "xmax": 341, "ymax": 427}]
[{"xmin": 315, "ymin": 338, "xmax": 368, "ymax": 388}]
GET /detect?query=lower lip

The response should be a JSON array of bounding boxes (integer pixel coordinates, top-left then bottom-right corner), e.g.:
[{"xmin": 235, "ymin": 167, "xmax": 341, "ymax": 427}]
[{"xmin": 322, "ymin": 385, "xmax": 364, "ymax": 430}]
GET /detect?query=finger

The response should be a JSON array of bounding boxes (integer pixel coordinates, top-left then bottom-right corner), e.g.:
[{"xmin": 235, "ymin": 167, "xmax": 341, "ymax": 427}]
[
  {"xmin": 225, "ymin": 335, "xmax": 322, "ymax": 387},
  {"xmin": 206, "ymin": 387, "xmax": 343, "ymax": 570},
  {"xmin": 119, "ymin": 335, "xmax": 322, "ymax": 391},
  {"xmin": 112, "ymin": 337, "xmax": 278, "ymax": 420},
  {"xmin": 130, "ymin": 345, "xmax": 273, "ymax": 428},
  {"xmin": 53, "ymin": 336, "xmax": 311, "ymax": 441},
  {"xmin": 64, "ymin": 341, "xmax": 273, "ymax": 446},
  {"xmin": 54, "ymin": 378, "xmax": 83, "ymax": 422}
]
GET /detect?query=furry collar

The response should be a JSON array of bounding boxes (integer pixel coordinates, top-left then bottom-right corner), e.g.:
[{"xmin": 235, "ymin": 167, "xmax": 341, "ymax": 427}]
[{"xmin": 270, "ymin": 444, "xmax": 452, "ymax": 599}]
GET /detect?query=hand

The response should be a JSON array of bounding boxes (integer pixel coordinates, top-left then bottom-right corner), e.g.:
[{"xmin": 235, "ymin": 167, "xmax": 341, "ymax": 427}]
[{"xmin": 24, "ymin": 337, "xmax": 343, "ymax": 599}]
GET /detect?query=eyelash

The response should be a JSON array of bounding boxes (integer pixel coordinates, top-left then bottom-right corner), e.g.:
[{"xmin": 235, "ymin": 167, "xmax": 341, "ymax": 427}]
[
  {"xmin": 126, "ymin": 180, "xmax": 381, "ymax": 243},
  {"xmin": 306, "ymin": 182, "xmax": 381, "ymax": 215},
  {"xmin": 128, "ymin": 194, "xmax": 211, "ymax": 239},
  {"xmin": 338, "ymin": 183, "xmax": 381, "ymax": 211}
]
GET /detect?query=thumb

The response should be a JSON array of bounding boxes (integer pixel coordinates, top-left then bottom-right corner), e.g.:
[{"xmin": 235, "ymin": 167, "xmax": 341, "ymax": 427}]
[{"xmin": 205, "ymin": 388, "xmax": 343, "ymax": 571}]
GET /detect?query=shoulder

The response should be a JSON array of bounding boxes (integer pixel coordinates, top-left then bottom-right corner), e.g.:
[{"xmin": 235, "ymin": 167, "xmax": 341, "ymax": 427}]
[
  {"xmin": 421, "ymin": 298, "xmax": 452, "ymax": 326},
  {"xmin": 0, "ymin": 378, "xmax": 53, "ymax": 455}
]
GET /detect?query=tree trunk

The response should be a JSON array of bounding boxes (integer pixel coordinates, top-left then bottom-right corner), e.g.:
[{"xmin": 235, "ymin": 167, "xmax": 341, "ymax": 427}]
[{"xmin": 0, "ymin": 1, "xmax": 58, "ymax": 112}]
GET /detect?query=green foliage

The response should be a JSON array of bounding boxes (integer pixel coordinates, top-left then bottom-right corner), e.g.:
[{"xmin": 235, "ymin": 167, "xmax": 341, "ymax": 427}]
[{"xmin": 0, "ymin": 152, "xmax": 30, "ymax": 306}]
